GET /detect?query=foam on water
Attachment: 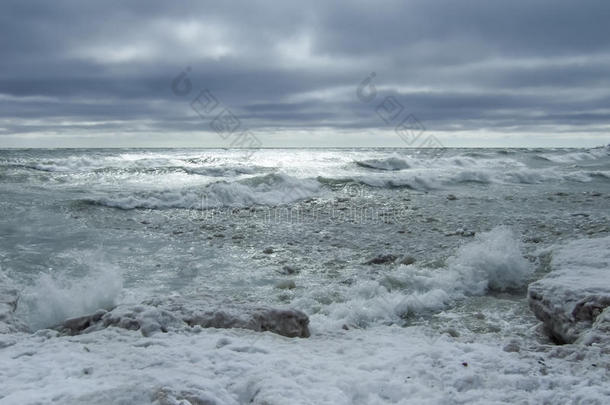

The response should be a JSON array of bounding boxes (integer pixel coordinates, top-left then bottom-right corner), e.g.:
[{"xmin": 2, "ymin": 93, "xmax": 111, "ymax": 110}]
[
  {"xmin": 16, "ymin": 257, "xmax": 123, "ymax": 330},
  {"xmin": 300, "ymin": 227, "xmax": 533, "ymax": 330},
  {"xmin": 91, "ymin": 173, "xmax": 322, "ymax": 209},
  {"xmin": 2, "ymin": 147, "xmax": 609, "ymax": 203}
]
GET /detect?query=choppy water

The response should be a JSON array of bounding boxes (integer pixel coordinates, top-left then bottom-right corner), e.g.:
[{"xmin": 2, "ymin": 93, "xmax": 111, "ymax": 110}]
[
  {"xmin": 1, "ymin": 146, "xmax": 609, "ymax": 404},
  {"xmin": 1, "ymin": 146, "xmax": 609, "ymax": 328}
]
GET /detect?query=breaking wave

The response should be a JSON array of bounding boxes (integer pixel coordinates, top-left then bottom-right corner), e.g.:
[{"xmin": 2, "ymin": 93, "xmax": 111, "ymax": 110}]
[
  {"xmin": 88, "ymin": 173, "xmax": 322, "ymax": 210},
  {"xmin": 356, "ymin": 157, "xmax": 411, "ymax": 171},
  {"xmin": 299, "ymin": 227, "xmax": 533, "ymax": 330},
  {"xmin": 15, "ymin": 256, "xmax": 123, "ymax": 330},
  {"xmin": 535, "ymin": 145, "xmax": 610, "ymax": 164}
]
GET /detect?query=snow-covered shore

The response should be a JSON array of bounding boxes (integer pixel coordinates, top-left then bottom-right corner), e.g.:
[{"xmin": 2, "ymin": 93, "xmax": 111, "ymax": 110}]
[{"xmin": 1, "ymin": 321, "xmax": 609, "ymax": 404}]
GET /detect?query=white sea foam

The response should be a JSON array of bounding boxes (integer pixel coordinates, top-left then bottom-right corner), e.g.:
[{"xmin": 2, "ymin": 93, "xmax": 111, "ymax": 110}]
[
  {"xmin": 347, "ymin": 152, "xmax": 591, "ymax": 189},
  {"xmin": 299, "ymin": 227, "xmax": 533, "ymax": 330},
  {"xmin": 19, "ymin": 152, "xmax": 222, "ymax": 173},
  {"xmin": 446, "ymin": 226, "xmax": 533, "ymax": 293},
  {"xmin": 93, "ymin": 173, "xmax": 322, "ymax": 210},
  {"xmin": 16, "ymin": 257, "xmax": 123, "ymax": 330}
]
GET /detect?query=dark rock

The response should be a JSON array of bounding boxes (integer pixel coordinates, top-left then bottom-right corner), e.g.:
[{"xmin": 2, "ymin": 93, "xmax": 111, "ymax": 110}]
[
  {"xmin": 263, "ymin": 247, "xmax": 274, "ymax": 254},
  {"xmin": 274, "ymin": 280, "xmax": 296, "ymax": 290},
  {"xmin": 279, "ymin": 265, "xmax": 299, "ymax": 275},
  {"xmin": 503, "ymin": 340, "xmax": 520, "ymax": 353},
  {"xmin": 58, "ymin": 309, "xmax": 108, "ymax": 335},
  {"xmin": 364, "ymin": 254, "xmax": 397, "ymax": 265},
  {"xmin": 399, "ymin": 256, "xmax": 416, "ymax": 265},
  {"xmin": 447, "ymin": 194, "xmax": 457, "ymax": 201}
]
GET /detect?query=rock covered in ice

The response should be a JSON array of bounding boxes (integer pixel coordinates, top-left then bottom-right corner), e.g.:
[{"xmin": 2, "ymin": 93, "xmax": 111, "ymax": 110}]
[
  {"xmin": 56, "ymin": 295, "xmax": 310, "ymax": 338},
  {"xmin": 528, "ymin": 236, "xmax": 610, "ymax": 345},
  {"xmin": 579, "ymin": 306, "xmax": 610, "ymax": 345},
  {"xmin": 153, "ymin": 387, "xmax": 220, "ymax": 405}
]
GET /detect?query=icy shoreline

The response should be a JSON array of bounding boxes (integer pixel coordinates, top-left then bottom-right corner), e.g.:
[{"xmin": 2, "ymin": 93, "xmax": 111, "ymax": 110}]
[
  {"xmin": 528, "ymin": 236, "xmax": 610, "ymax": 346},
  {"xmin": 1, "ymin": 319, "xmax": 608, "ymax": 404},
  {"xmin": 1, "ymin": 236, "xmax": 610, "ymax": 404},
  {"xmin": 55, "ymin": 295, "xmax": 310, "ymax": 338}
]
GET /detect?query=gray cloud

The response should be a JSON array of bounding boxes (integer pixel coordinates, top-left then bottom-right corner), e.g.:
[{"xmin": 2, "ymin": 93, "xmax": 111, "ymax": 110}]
[{"xmin": 0, "ymin": 0, "xmax": 609, "ymax": 147}]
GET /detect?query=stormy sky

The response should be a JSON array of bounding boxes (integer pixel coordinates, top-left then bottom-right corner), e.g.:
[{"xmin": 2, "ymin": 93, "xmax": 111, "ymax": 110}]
[{"xmin": 1, "ymin": 0, "xmax": 609, "ymax": 148}]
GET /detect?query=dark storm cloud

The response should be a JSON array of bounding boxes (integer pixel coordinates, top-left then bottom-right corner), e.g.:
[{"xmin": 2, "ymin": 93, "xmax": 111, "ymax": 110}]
[{"xmin": 0, "ymin": 0, "xmax": 609, "ymax": 146}]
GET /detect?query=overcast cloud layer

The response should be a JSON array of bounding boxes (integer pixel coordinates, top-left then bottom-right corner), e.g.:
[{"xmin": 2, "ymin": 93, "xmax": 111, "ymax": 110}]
[{"xmin": 1, "ymin": 0, "xmax": 609, "ymax": 147}]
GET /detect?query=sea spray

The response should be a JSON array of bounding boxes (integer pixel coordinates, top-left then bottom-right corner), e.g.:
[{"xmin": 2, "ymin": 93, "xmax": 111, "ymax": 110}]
[
  {"xmin": 300, "ymin": 227, "xmax": 533, "ymax": 330},
  {"xmin": 16, "ymin": 257, "xmax": 123, "ymax": 330}
]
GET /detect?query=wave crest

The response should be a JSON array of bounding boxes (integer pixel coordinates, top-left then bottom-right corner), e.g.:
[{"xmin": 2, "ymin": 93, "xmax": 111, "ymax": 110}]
[
  {"xmin": 356, "ymin": 157, "xmax": 411, "ymax": 171},
  {"xmin": 90, "ymin": 173, "xmax": 321, "ymax": 210},
  {"xmin": 299, "ymin": 227, "xmax": 533, "ymax": 330}
]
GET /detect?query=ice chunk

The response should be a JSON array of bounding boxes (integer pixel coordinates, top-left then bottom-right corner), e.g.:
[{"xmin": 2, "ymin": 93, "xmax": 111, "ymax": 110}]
[{"xmin": 528, "ymin": 236, "xmax": 610, "ymax": 344}]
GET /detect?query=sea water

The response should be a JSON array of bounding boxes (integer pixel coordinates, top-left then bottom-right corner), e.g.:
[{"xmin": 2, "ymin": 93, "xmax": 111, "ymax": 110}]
[{"xmin": 0, "ymin": 147, "xmax": 609, "ymax": 404}]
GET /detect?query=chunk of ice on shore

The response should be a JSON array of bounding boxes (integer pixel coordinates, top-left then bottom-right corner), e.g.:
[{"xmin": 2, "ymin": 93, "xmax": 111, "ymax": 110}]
[{"xmin": 528, "ymin": 236, "xmax": 610, "ymax": 344}]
